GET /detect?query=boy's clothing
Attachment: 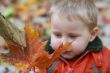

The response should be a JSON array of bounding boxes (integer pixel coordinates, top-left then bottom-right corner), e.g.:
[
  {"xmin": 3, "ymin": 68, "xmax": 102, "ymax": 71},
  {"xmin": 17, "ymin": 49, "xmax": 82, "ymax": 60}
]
[
  {"xmin": 47, "ymin": 37, "xmax": 110, "ymax": 73},
  {"xmin": 50, "ymin": 47, "xmax": 110, "ymax": 73}
]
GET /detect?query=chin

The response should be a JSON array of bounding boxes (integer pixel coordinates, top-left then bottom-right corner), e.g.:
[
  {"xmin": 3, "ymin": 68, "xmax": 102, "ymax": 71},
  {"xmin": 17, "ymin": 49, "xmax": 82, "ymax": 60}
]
[{"xmin": 61, "ymin": 54, "xmax": 75, "ymax": 59}]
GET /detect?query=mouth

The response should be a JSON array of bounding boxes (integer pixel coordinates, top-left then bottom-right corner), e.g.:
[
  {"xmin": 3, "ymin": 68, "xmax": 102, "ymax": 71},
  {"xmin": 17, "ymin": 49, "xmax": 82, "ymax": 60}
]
[{"xmin": 63, "ymin": 51, "xmax": 71, "ymax": 54}]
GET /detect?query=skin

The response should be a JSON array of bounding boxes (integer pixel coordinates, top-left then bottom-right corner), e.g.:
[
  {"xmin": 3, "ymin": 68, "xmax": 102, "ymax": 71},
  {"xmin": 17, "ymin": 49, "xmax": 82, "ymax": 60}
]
[
  {"xmin": 0, "ymin": 38, "xmax": 5, "ymax": 50},
  {"xmin": 50, "ymin": 13, "xmax": 99, "ymax": 59}
]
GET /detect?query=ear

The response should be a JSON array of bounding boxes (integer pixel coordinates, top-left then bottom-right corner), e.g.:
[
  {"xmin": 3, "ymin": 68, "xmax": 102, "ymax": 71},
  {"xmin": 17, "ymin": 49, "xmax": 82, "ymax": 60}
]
[{"xmin": 90, "ymin": 27, "xmax": 100, "ymax": 42}]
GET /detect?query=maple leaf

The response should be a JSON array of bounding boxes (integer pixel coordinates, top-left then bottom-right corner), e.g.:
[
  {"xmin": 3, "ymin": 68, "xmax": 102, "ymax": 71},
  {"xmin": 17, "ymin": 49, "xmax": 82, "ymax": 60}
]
[{"xmin": 0, "ymin": 13, "xmax": 71, "ymax": 73}]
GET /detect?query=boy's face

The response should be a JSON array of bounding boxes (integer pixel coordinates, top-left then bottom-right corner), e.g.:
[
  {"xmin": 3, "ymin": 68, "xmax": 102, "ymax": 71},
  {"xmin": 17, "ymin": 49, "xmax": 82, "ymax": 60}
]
[{"xmin": 51, "ymin": 14, "xmax": 93, "ymax": 59}]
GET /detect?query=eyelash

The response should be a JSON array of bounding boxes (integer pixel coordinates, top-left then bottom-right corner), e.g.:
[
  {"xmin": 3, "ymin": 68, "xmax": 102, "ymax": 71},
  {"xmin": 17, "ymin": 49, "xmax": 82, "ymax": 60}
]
[
  {"xmin": 53, "ymin": 32, "xmax": 78, "ymax": 39},
  {"xmin": 54, "ymin": 33, "xmax": 62, "ymax": 37},
  {"xmin": 68, "ymin": 34, "xmax": 77, "ymax": 39}
]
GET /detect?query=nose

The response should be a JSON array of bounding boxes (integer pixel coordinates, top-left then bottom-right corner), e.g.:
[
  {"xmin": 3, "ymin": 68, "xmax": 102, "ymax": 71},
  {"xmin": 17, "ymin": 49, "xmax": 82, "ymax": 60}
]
[
  {"xmin": 61, "ymin": 37, "xmax": 72, "ymax": 51},
  {"xmin": 61, "ymin": 37, "xmax": 68, "ymax": 45},
  {"xmin": 61, "ymin": 36, "xmax": 73, "ymax": 44}
]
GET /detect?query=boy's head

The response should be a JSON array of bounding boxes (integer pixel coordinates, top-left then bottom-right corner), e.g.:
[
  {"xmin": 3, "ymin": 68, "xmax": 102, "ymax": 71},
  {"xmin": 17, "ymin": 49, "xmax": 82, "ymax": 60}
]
[
  {"xmin": 50, "ymin": 0, "xmax": 100, "ymax": 59},
  {"xmin": 51, "ymin": 0, "xmax": 97, "ymax": 30}
]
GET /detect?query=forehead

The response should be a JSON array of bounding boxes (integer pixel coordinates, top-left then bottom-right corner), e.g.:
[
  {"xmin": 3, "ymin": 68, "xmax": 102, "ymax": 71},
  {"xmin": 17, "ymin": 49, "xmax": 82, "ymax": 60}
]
[{"xmin": 51, "ymin": 13, "xmax": 89, "ymax": 32}]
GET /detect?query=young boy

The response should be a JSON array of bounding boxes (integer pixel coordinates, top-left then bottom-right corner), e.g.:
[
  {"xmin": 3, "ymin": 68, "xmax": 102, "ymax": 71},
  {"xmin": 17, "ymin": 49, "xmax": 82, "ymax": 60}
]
[{"xmin": 47, "ymin": 0, "xmax": 110, "ymax": 73}]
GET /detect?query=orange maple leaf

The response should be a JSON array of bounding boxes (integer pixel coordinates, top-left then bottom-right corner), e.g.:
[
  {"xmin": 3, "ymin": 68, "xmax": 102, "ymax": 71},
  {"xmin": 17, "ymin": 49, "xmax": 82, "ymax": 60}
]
[{"xmin": 0, "ymin": 14, "xmax": 71, "ymax": 73}]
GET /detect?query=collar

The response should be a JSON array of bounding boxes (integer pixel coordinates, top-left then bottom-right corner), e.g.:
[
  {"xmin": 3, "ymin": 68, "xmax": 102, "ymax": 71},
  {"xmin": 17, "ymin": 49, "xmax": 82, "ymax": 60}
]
[
  {"xmin": 87, "ymin": 36, "xmax": 103, "ymax": 51},
  {"xmin": 87, "ymin": 36, "xmax": 103, "ymax": 67}
]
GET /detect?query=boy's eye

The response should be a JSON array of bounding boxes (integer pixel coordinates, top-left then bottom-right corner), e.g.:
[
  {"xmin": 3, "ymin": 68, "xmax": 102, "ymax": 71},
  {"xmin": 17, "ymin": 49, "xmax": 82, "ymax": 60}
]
[
  {"xmin": 53, "ymin": 32, "xmax": 62, "ymax": 38},
  {"xmin": 68, "ymin": 34, "xmax": 77, "ymax": 39}
]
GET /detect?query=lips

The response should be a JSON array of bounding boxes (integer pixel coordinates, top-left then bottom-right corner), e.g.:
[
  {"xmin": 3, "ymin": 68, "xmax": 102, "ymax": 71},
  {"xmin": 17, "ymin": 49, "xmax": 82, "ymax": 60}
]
[{"xmin": 63, "ymin": 51, "xmax": 71, "ymax": 54}]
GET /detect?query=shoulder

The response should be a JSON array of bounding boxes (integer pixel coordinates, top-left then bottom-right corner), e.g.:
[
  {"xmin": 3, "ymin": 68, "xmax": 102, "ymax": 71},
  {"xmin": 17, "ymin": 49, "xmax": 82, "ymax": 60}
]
[
  {"xmin": 102, "ymin": 46, "xmax": 110, "ymax": 56},
  {"xmin": 101, "ymin": 46, "xmax": 110, "ymax": 72},
  {"xmin": 101, "ymin": 46, "xmax": 110, "ymax": 62}
]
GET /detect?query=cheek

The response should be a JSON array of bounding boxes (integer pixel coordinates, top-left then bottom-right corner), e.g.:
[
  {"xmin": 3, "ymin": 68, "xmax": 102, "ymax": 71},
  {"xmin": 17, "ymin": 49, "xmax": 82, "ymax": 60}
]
[
  {"xmin": 72, "ymin": 39, "xmax": 89, "ymax": 52},
  {"xmin": 50, "ymin": 35, "xmax": 61, "ymax": 50}
]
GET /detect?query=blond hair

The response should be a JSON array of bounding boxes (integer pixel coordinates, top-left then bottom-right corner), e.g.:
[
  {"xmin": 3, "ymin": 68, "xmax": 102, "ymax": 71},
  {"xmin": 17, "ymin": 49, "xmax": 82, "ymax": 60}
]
[{"xmin": 50, "ymin": 0, "xmax": 97, "ymax": 30}]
